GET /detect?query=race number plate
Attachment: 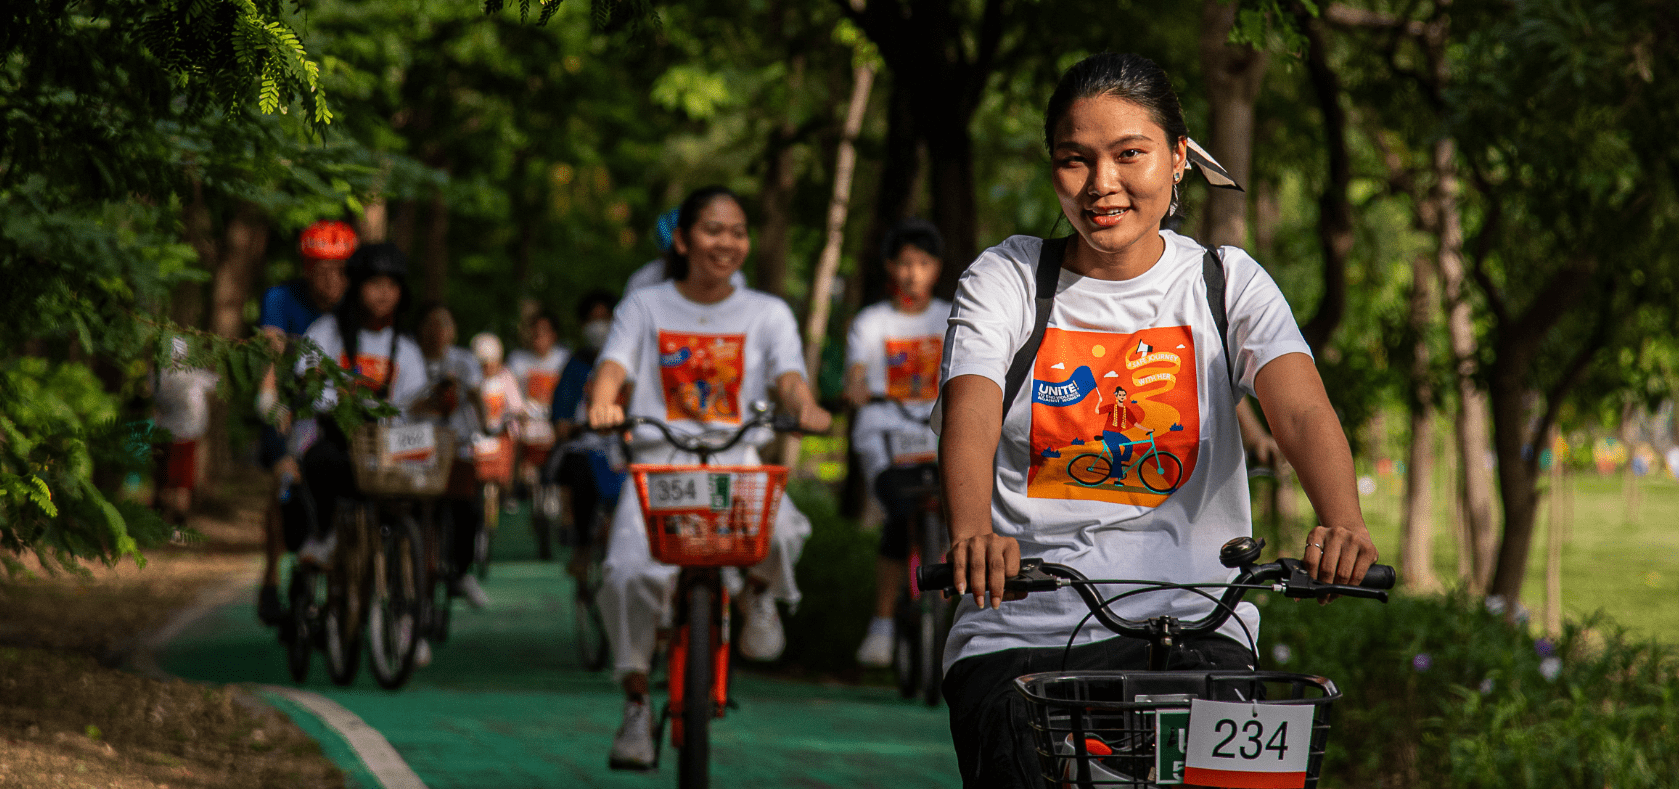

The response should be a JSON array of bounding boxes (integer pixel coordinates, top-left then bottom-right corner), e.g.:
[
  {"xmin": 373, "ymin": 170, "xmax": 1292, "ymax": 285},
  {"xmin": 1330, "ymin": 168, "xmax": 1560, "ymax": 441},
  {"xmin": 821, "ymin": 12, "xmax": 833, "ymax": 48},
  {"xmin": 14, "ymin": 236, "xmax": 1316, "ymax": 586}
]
[
  {"xmin": 383, "ymin": 423, "xmax": 437, "ymax": 464},
  {"xmin": 644, "ymin": 470, "xmax": 731, "ymax": 513},
  {"xmin": 1184, "ymin": 699, "xmax": 1314, "ymax": 788},
  {"xmin": 1153, "ymin": 708, "xmax": 1190, "ymax": 784},
  {"xmin": 888, "ymin": 429, "xmax": 937, "ymax": 466}
]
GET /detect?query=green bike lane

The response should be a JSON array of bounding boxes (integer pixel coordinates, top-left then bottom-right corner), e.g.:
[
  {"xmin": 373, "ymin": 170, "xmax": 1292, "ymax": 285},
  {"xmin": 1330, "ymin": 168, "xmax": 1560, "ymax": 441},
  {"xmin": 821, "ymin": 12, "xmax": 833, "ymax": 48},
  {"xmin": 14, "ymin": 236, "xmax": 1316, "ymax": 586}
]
[{"xmin": 157, "ymin": 508, "xmax": 962, "ymax": 789}]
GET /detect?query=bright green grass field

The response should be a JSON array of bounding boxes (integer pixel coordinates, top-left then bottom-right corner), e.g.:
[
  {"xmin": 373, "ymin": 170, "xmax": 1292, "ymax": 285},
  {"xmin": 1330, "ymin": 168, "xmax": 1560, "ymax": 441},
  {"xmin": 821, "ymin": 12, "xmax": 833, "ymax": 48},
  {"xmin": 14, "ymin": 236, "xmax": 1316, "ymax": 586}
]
[{"xmin": 1318, "ymin": 466, "xmax": 1679, "ymax": 643}]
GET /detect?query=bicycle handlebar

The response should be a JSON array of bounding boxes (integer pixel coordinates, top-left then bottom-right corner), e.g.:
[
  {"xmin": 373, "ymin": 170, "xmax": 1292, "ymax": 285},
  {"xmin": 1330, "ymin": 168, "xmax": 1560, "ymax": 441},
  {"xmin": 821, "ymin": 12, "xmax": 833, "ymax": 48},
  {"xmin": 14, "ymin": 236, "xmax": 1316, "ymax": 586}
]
[
  {"xmin": 915, "ymin": 537, "xmax": 1393, "ymax": 642},
  {"xmin": 596, "ymin": 407, "xmax": 804, "ymax": 458}
]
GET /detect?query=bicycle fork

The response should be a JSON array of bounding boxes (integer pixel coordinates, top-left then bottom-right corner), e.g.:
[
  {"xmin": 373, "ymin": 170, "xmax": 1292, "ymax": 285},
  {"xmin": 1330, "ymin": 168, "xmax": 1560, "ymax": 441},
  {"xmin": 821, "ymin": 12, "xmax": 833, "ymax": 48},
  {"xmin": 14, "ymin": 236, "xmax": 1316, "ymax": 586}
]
[{"xmin": 667, "ymin": 569, "xmax": 731, "ymax": 748}]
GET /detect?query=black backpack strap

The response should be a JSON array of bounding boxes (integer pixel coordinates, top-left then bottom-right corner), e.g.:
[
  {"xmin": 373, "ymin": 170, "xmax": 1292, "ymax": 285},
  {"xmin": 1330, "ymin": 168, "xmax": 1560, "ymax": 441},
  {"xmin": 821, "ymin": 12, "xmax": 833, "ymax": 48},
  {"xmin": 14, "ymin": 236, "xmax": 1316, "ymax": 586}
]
[
  {"xmin": 1202, "ymin": 246, "xmax": 1236, "ymax": 397},
  {"xmin": 1001, "ymin": 236, "xmax": 1070, "ymax": 417}
]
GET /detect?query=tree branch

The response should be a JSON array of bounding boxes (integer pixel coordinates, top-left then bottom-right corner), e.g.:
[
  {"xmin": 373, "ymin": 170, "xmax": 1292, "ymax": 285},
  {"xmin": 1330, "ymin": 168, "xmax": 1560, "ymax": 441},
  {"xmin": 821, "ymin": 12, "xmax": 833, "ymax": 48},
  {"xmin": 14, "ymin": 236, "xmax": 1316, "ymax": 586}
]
[{"xmin": 1531, "ymin": 282, "xmax": 1618, "ymax": 471}]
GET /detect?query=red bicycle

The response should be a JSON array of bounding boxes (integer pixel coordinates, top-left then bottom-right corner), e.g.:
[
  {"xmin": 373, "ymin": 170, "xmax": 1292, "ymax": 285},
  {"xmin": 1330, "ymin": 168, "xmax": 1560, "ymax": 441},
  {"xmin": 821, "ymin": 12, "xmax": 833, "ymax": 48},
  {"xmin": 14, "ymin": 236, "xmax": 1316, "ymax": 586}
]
[{"xmin": 616, "ymin": 406, "xmax": 799, "ymax": 789}]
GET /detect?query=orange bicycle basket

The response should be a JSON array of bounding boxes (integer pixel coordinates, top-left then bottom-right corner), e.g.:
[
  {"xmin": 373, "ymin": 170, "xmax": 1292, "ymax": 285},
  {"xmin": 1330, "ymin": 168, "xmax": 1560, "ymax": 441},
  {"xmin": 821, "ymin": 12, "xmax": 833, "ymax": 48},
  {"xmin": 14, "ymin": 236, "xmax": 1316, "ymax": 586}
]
[{"xmin": 630, "ymin": 464, "xmax": 789, "ymax": 567}]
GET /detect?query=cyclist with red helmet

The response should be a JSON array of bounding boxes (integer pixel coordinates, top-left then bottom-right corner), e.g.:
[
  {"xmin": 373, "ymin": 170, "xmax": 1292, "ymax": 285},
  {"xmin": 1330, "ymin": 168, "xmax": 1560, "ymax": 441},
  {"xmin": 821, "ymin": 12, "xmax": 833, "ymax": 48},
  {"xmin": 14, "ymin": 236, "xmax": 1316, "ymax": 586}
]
[{"xmin": 255, "ymin": 220, "xmax": 356, "ymax": 626}]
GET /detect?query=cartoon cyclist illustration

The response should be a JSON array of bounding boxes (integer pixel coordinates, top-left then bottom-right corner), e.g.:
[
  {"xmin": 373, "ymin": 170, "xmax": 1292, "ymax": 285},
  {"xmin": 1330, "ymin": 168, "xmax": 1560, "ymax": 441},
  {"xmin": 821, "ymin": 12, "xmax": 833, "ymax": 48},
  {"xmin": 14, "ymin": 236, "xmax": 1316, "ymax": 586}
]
[{"xmin": 1101, "ymin": 384, "xmax": 1145, "ymax": 480}]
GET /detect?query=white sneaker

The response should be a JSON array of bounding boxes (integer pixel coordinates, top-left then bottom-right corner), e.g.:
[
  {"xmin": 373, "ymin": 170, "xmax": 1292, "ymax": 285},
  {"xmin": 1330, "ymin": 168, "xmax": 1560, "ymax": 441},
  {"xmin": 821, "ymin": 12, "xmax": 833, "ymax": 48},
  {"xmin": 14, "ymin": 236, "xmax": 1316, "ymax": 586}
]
[
  {"xmin": 607, "ymin": 698, "xmax": 656, "ymax": 770},
  {"xmin": 737, "ymin": 586, "xmax": 785, "ymax": 662},
  {"xmin": 855, "ymin": 617, "xmax": 894, "ymax": 668},
  {"xmin": 452, "ymin": 575, "xmax": 491, "ymax": 609},
  {"xmin": 297, "ymin": 531, "xmax": 337, "ymax": 567},
  {"xmin": 414, "ymin": 638, "xmax": 432, "ymax": 668}
]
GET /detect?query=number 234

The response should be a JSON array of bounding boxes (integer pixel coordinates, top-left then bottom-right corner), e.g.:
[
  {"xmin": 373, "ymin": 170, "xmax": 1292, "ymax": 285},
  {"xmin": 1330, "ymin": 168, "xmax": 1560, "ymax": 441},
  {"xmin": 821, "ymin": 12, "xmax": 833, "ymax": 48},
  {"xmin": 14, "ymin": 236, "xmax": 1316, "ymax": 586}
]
[{"xmin": 1210, "ymin": 719, "xmax": 1289, "ymax": 760}]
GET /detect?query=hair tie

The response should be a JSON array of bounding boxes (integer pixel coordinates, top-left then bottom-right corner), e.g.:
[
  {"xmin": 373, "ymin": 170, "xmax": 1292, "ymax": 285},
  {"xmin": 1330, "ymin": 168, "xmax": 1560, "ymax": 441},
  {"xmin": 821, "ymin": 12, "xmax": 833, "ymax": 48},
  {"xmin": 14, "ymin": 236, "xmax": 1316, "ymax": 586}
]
[{"xmin": 1185, "ymin": 138, "xmax": 1244, "ymax": 192}]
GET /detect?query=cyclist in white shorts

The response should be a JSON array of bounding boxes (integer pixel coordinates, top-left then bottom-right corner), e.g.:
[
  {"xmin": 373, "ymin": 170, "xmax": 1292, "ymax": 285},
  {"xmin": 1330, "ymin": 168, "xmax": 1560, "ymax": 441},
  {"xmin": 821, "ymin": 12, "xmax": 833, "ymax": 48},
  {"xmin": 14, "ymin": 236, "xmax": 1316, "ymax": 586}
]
[{"xmin": 586, "ymin": 186, "xmax": 832, "ymax": 770}]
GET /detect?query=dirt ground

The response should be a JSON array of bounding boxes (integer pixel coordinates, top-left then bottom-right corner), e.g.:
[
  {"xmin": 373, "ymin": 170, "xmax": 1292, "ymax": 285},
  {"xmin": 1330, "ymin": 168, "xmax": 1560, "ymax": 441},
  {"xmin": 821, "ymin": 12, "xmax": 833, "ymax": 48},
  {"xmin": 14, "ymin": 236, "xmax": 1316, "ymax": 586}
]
[{"xmin": 0, "ymin": 474, "xmax": 345, "ymax": 789}]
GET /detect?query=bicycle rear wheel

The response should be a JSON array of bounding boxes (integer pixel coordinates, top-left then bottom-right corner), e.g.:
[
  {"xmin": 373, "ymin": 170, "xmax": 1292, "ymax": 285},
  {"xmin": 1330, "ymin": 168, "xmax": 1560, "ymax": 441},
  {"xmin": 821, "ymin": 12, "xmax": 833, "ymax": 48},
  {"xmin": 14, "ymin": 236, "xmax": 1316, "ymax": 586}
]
[
  {"xmin": 284, "ymin": 565, "xmax": 314, "ymax": 683},
  {"xmin": 678, "ymin": 583, "xmax": 712, "ymax": 789},
  {"xmin": 324, "ymin": 504, "xmax": 365, "ymax": 687},
  {"xmin": 893, "ymin": 593, "xmax": 920, "ymax": 699},
  {"xmin": 573, "ymin": 553, "xmax": 608, "ymax": 671},
  {"xmin": 368, "ymin": 513, "xmax": 423, "ymax": 690},
  {"xmin": 1067, "ymin": 453, "xmax": 1111, "ymax": 486}
]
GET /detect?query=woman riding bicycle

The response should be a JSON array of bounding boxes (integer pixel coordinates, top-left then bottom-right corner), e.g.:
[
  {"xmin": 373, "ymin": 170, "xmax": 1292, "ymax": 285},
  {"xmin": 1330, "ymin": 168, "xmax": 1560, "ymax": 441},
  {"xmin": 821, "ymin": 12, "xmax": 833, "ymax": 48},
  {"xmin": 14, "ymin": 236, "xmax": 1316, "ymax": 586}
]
[
  {"xmin": 935, "ymin": 53, "xmax": 1377, "ymax": 787},
  {"xmin": 585, "ymin": 186, "xmax": 832, "ymax": 771},
  {"xmin": 295, "ymin": 242, "xmax": 430, "ymax": 565},
  {"xmin": 845, "ymin": 218, "xmax": 952, "ymax": 669}
]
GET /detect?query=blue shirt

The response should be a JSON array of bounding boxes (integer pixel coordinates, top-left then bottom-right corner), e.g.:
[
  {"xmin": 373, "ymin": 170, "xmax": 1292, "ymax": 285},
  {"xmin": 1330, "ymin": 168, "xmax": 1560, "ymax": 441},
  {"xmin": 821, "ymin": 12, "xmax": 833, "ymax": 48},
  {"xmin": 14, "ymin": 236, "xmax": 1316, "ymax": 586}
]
[
  {"xmin": 551, "ymin": 352, "xmax": 596, "ymax": 423},
  {"xmin": 260, "ymin": 280, "xmax": 331, "ymax": 337}
]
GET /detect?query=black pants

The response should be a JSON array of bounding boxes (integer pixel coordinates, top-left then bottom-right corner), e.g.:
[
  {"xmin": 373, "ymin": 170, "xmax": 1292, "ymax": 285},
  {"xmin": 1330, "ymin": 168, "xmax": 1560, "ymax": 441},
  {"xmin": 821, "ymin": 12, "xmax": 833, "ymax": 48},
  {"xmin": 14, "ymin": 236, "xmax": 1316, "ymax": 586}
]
[
  {"xmin": 446, "ymin": 497, "xmax": 482, "ymax": 580},
  {"xmin": 942, "ymin": 634, "xmax": 1255, "ymax": 789},
  {"xmin": 550, "ymin": 450, "xmax": 600, "ymax": 548},
  {"xmin": 299, "ymin": 421, "xmax": 354, "ymax": 541}
]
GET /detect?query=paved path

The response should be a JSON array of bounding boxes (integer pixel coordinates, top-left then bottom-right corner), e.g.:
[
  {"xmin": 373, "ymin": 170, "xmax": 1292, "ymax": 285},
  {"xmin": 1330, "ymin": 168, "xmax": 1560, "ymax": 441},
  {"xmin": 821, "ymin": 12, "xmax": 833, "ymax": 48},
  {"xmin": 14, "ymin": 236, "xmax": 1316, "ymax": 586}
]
[{"xmin": 159, "ymin": 506, "xmax": 961, "ymax": 789}]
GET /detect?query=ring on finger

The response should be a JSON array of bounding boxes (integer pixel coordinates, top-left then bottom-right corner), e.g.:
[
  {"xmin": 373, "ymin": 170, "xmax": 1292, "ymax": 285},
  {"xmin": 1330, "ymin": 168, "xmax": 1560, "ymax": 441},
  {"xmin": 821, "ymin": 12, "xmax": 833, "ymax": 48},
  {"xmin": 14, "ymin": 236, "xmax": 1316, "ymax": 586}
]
[{"xmin": 1308, "ymin": 542, "xmax": 1324, "ymax": 550}]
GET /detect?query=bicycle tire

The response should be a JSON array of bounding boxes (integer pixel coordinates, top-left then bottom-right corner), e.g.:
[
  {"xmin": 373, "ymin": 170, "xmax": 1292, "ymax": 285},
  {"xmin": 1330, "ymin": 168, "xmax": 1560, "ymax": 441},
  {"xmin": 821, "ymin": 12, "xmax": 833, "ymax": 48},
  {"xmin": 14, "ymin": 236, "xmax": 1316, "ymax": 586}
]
[
  {"xmin": 678, "ymin": 583, "xmax": 712, "ymax": 789},
  {"xmin": 475, "ymin": 484, "xmax": 495, "ymax": 582},
  {"xmin": 324, "ymin": 504, "xmax": 365, "ymax": 687},
  {"xmin": 919, "ymin": 513, "xmax": 951, "ymax": 707},
  {"xmin": 423, "ymin": 508, "xmax": 452, "ymax": 645},
  {"xmin": 323, "ymin": 572, "xmax": 362, "ymax": 686},
  {"xmin": 284, "ymin": 566, "xmax": 313, "ymax": 683},
  {"xmin": 1067, "ymin": 453, "xmax": 1112, "ymax": 486},
  {"xmin": 368, "ymin": 514, "xmax": 423, "ymax": 690},
  {"xmin": 1137, "ymin": 451, "xmax": 1184, "ymax": 494},
  {"xmin": 894, "ymin": 595, "xmax": 920, "ymax": 699},
  {"xmin": 574, "ymin": 565, "xmax": 609, "ymax": 671}
]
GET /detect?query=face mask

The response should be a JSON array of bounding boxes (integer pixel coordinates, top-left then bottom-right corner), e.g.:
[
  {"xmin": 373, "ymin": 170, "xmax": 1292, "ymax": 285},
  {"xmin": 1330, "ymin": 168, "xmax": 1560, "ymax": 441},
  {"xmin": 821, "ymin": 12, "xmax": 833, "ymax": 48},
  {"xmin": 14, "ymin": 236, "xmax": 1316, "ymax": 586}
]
[{"xmin": 582, "ymin": 319, "xmax": 612, "ymax": 350}]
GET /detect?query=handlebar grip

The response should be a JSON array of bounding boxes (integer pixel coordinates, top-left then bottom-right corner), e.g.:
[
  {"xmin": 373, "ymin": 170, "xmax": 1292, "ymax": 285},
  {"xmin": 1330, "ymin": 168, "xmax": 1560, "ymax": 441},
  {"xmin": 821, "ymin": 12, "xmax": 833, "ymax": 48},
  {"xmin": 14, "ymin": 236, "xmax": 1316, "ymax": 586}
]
[
  {"xmin": 916, "ymin": 563, "xmax": 956, "ymax": 594},
  {"xmin": 1361, "ymin": 564, "xmax": 1396, "ymax": 590}
]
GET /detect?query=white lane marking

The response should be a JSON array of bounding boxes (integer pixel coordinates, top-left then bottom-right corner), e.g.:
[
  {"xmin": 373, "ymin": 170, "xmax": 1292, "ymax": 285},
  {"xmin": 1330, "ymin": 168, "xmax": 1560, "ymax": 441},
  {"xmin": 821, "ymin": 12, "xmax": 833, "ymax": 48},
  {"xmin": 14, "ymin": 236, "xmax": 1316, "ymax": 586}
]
[
  {"xmin": 261, "ymin": 685, "xmax": 429, "ymax": 789},
  {"xmin": 128, "ymin": 561, "xmax": 428, "ymax": 789}
]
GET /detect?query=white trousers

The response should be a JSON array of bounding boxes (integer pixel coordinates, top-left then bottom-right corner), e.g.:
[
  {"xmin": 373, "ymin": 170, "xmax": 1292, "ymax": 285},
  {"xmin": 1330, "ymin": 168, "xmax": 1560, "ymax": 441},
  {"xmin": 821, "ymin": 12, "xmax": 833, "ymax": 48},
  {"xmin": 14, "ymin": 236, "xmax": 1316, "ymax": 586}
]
[{"xmin": 599, "ymin": 443, "xmax": 811, "ymax": 681}]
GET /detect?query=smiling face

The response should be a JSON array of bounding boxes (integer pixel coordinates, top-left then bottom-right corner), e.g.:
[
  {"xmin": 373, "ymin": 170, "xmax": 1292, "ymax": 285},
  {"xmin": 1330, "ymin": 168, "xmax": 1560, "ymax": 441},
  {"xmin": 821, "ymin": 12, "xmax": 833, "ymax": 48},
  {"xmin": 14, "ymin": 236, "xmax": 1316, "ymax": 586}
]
[
  {"xmin": 1051, "ymin": 94, "xmax": 1186, "ymax": 272},
  {"xmin": 360, "ymin": 275, "xmax": 401, "ymax": 323},
  {"xmin": 673, "ymin": 197, "xmax": 750, "ymax": 288}
]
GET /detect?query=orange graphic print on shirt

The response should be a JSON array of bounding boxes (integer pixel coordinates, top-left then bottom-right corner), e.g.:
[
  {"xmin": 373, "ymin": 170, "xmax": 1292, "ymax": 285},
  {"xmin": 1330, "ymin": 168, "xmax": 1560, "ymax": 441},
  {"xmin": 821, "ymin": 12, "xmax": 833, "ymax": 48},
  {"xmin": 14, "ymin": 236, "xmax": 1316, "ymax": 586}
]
[
  {"xmin": 525, "ymin": 370, "xmax": 559, "ymax": 405},
  {"xmin": 658, "ymin": 331, "xmax": 746, "ymax": 424},
  {"xmin": 1024, "ymin": 326, "xmax": 1199, "ymax": 507},
  {"xmin": 337, "ymin": 353, "xmax": 393, "ymax": 394},
  {"xmin": 884, "ymin": 336, "xmax": 942, "ymax": 402}
]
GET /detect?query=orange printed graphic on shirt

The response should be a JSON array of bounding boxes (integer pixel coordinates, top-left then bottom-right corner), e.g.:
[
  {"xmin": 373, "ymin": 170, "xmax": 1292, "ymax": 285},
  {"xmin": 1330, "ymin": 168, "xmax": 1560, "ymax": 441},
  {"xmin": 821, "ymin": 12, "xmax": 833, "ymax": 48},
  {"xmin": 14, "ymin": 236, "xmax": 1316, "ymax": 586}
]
[
  {"xmin": 658, "ymin": 330, "xmax": 746, "ymax": 424},
  {"xmin": 525, "ymin": 369, "xmax": 559, "ymax": 405},
  {"xmin": 1024, "ymin": 326, "xmax": 1200, "ymax": 507},
  {"xmin": 337, "ymin": 353, "xmax": 393, "ymax": 394},
  {"xmin": 884, "ymin": 336, "xmax": 942, "ymax": 402}
]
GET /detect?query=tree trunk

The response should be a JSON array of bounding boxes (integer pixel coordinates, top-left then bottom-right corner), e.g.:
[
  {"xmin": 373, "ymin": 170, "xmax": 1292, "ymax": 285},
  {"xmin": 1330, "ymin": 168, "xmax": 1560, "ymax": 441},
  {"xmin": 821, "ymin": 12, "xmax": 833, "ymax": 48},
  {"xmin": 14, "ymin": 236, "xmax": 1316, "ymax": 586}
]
[
  {"xmin": 1433, "ymin": 140, "xmax": 1498, "ymax": 591},
  {"xmin": 803, "ymin": 63, "xmax": 876, "ymax": 377},
  {"xmin": 421, "ymin": 189, "xmax": 449, "ymax": 305},
  {"xmin": 859, "ymin": 79, "xmax": 923, "ymax": 306},
  {"xmin": 390, "ymin": 199, "xmax": 418, "ymax": 257},
  {"xmin": 1402, "ymin": 251, "xmax": 1440, "ymax": 592},
  {"xmin": 924, "ymin": 113, "xmax": 977, "ymax": 299},
  {"xmin": 1296, "ymin": 16, "xmax": 1355, "ymax": 356},
  {"xmin": 358, "ymin": 198, "xmax": 389, "ymax": 243},
  {"xmin": 1543, "ymin": 425, "xmax": 1564, "ymax": 636},
  {"xmin": 203, "ymin": 200, "xmax": 269, "ymax": 484},
  {"xmin": 756, "ymin": 56, "xmax": 805, "ymax": 299},
  {"xmin": 1486, "ymin": 373, "xmax": 1543, "ymax": 605},
  {"xmin": 1198, "ymin": 0, "xmax": 1268, "ymax": 249}
]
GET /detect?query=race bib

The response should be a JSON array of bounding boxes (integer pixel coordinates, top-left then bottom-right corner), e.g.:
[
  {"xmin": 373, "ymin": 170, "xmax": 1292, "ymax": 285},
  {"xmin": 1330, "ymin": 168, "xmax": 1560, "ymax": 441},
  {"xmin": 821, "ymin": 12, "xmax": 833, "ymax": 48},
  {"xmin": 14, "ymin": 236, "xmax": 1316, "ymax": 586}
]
[
  {"xmin": 382, "ymin": 423, "xmax": 437, "ymax": 465},
  {"xmin": 888, "ymin": 429, "xmax": 937, "ymax": 466},
  {"xmin": 642, "ymin": 470, "xmax": 732, "ymax": 514},
  {"xmin": 1183, "ymin": 699, "xmax": 1314, "ymax": 788}
]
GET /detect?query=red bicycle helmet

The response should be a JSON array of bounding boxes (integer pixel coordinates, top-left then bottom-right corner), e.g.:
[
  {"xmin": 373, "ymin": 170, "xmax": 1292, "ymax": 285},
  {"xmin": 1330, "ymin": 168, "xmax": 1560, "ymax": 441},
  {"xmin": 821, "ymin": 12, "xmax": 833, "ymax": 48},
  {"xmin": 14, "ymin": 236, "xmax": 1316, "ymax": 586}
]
[{"xmin": 299, "ymin": 220, "xmax": 358, "ymax": 261}]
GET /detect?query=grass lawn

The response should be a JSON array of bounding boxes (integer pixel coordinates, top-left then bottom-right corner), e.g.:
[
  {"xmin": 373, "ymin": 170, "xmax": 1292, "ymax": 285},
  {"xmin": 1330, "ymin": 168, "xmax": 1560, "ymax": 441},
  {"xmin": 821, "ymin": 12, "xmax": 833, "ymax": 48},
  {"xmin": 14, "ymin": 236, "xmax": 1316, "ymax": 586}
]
[{"xmin": 1317, "ymin": 463, "xmax": 1679, "ymax": 644}]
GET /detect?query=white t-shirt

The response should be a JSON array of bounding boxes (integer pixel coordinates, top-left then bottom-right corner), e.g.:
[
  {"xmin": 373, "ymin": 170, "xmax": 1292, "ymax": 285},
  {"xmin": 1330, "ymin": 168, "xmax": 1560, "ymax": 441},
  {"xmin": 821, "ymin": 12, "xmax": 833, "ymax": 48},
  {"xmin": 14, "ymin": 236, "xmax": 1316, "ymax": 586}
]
[
  {"xmin": 507, "ymin": 346, "xmax": 570, "ymax": 413},
  {"xmin": 600, "ymin": 281, "xmax": 805, "ymax": 453},
  {"xmin": 425, "ymin": 346, "xmax": 484, "ymax": 459},
  {"xmin": 479, "ymin": 368, "xmax": 526, "ymax": 433},
  {"xmin": 300, "ymin": 316, "xmax": 429, "ymax": 417},
  {"xmin": 937, "ymin": 230, "xmax": 1311, "ymax": 669},
  {"xmin": 154, "ymin": 368, "xmax": 220, "ymax": 441},
  {"xmin": 625, "ymin": 258, "xmax": 747, "ymax": 294},
  {"xmin": 846, "ymin": 299, "xmax": 950, "ymax": 469}
]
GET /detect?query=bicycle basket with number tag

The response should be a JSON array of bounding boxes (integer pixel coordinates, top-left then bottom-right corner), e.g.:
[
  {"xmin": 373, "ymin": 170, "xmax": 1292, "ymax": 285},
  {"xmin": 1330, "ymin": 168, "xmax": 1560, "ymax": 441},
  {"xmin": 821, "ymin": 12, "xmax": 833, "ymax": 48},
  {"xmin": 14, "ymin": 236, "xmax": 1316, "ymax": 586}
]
[
  {"xmin": 351, "ymin": 423, "xmax": 455, "ymax": 497},
  {"xmin": 629, "ymin": 464, "xmax": 789, "ymax": 567},
  {"xmin": 1014, "ymin": 670, "xmax": 1338, "ymax": 789}
]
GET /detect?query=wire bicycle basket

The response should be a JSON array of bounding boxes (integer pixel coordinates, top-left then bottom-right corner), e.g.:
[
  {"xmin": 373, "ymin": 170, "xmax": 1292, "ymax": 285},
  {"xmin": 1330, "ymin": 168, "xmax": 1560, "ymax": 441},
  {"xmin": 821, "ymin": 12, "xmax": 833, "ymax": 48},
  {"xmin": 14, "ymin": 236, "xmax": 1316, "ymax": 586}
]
[
  {"xmin": 629, "ymin": 464, "xmax": 789, "ymax": 567},
  {"xmin": 1015, "ymin": 670, "xmax": 1338, "ymax": 789}
]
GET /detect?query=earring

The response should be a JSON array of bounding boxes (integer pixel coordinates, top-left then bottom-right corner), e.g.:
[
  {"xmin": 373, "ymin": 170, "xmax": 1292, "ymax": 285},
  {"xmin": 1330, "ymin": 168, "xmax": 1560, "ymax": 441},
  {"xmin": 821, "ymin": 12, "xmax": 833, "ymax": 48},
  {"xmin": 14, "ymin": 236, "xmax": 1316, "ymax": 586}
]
[{"xmin": 1174, "ymin": 172, "xmax": 1182, "ymax": 182}]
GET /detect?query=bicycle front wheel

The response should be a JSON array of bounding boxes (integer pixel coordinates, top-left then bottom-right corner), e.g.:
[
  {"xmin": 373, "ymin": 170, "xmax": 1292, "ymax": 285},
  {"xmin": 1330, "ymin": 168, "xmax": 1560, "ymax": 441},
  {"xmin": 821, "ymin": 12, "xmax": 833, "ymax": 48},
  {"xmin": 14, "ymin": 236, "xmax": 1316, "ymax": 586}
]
[
  {"xmin": 367, "ymin": 514, "xmax": 423, "ymax": 690},
  {"xmin": 573, "ymin": 551, "xmax": 608, "ymax": 671},
  {"xmin": 1137, "ymin": 451, "xmax": 1184, "ymax": 494},
  {"xmin": 678, "ymin": 583, "xmax": 712, "ymax": 789},
  {"xmin": 323, "ymin": 567, "xmax": 362, "ymax": 686},
  {"xmin": 918, "ymin": 513, "xmax": 951, "ymax": 706},
  {"xmin": 1067, "ymin": 453, "xmax": 1111, "ymax": 486}
]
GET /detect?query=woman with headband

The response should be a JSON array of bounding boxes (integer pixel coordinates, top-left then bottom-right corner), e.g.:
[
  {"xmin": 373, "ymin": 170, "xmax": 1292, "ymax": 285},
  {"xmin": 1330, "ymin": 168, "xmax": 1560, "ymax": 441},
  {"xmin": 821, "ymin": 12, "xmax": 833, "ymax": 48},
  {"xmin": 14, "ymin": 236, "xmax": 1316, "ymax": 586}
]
[{"xmin": 933, "ymin": 53, "xmax": 1378, "ymax": 787}]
